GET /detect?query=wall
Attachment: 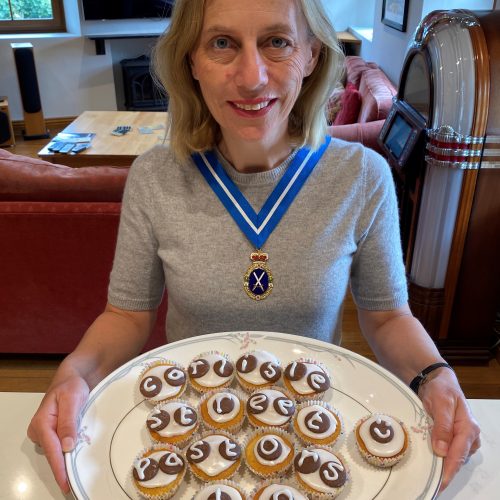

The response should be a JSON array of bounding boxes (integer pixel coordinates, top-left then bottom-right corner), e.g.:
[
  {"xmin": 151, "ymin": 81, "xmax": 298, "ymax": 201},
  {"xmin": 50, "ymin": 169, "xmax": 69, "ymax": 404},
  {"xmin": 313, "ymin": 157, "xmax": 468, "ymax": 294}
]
[
  {"xmin": 370, "ymin": 0, "xmax": 496, "ymax": 85},
  {"xmin": 0, "ymin": 0, "xmax": 497, "ymax": 121}
]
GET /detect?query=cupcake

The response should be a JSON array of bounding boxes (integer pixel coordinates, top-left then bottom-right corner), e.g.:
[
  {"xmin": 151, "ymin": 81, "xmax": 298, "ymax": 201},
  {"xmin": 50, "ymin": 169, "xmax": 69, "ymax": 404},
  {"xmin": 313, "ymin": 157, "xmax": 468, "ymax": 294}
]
[
  {"xmin": 294, "ymin": 447, "xmax": 348, "ymax": 498},
  {"xmin": 194, "ymin": 480, "xmax": 247, "ymax": 500},
  {"xmin": 186, "ymin": 431, "xmax": 242, "ymax": 481},
  {"xmin": 246, "ymin": 387, "xmax": 295, "ymax": 428},
  {"xmin": 131, "ymin": 444, "xmax": 186, "ymax": 499},
  {"xmin": 235, "ymin": 351, "xmax": 282, "ymax": 391},
  {"xmin": 188, "ymin": 352, "xmax": 235, "ymax": 392},
  {"xmin": 355, "ymin": 413, "xmax": 409, "ymax": 467},
  {"xmin": 251, "ymin": 479, "xmax": 309, "ymax": 500},
  {"xmin": 283, "ymin": 360, "xmax": 331, "ymax": 401},
  {"xmin": 200, "ymin": 388, "xmax": 246, "ymax": 432},
  {"xmin": 293, "ymin": 401, "xmax": 343, "ymax": 446},
  {"xmin": 146, "ymin": 400, "xmax": 199, "ymax": 446},
  {"xmin": 245, "ymin": 428, "xmax": 295, "ymax": 477},
  {"xmin": 138, "ymin": 360, "xmax": 187, "ymax": 405}
]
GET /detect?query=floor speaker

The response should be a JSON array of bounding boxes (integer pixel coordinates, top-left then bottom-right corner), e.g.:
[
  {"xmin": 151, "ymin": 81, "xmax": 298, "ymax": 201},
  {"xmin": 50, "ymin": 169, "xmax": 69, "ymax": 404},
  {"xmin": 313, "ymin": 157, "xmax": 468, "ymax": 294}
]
[
  {"xmin": 0, "ymin": 97, "xmax": 15, "ymax": 147},
  {"xmin": 11, "ymin": 42, "xmax": 49, "ymax": 140}
]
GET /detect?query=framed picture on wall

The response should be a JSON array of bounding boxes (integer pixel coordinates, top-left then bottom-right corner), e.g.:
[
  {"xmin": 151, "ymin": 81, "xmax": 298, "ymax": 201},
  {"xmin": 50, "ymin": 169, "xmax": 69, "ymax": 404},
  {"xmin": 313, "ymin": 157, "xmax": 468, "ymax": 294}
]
[{"xmin": 382, "ymin": 0, "xmax": 409, "ymax": 32}]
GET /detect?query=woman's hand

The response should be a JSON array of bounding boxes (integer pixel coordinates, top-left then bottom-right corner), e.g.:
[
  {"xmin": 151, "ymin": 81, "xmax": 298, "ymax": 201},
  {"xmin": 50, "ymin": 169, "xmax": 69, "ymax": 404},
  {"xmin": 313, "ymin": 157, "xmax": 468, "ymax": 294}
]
[
  {"xmin": 27, "ymin": 376, "xmax": 90, "ymax": 494},
  {"xmin": 418, "ymin": 367, "xmax": 481, "ymax": 491}
]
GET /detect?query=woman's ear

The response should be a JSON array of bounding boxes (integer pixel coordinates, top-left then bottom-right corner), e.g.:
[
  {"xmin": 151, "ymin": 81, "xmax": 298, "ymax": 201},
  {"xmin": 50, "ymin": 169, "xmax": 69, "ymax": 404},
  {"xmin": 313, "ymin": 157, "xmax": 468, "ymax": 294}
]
[
  {"xmin": 190, "ymin": 54, "xmax": 199, "ymax": 81},
  {"xmin": 304, "ymin": 38, "xmax": 322, "ymax": 77}
]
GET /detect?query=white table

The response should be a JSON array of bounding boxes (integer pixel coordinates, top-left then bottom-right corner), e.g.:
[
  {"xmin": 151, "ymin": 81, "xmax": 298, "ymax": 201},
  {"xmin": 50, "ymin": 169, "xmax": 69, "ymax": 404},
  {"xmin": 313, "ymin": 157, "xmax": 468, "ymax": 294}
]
[{"xmin": 0, "ymin": 393, "xmax": 498, "ymax": 499}]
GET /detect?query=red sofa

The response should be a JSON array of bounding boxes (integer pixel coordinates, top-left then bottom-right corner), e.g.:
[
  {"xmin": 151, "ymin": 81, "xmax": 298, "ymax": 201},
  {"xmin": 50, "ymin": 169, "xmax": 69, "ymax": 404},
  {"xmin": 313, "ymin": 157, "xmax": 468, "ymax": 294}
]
[
  {"xmin": 328, "ymin": 56, "xmax": 397, "ymax": 153},
  {"xmin": 0, "ymin": 148, "xmax": 166, "ymax": 354}
]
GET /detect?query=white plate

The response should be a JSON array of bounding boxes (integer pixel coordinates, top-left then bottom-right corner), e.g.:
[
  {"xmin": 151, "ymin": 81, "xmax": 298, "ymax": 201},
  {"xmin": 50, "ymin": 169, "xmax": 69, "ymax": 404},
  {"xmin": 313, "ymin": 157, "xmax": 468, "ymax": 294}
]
[{"xmin": 65, "ymin": 331, "xmax": 442, "ymax": 499}]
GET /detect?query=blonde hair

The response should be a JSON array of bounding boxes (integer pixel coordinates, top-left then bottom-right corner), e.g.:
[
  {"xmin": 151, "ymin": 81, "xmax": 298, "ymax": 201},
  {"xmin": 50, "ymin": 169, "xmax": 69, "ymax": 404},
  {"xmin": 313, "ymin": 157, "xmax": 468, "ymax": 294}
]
[{"xmin": 152, "ymin": 0, "xmax": 344, "ymax": 162}]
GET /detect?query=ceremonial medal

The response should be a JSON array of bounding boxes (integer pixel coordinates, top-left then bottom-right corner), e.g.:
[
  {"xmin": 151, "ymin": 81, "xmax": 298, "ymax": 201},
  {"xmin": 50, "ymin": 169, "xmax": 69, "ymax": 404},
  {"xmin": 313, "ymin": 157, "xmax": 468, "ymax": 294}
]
[
  {"xmin": 192, "ymin": 136, "xmax": 331, "ymax": 301},
  {"xmin": 244, "ymin": 250, "xmax": 273, "ymax": 300}
]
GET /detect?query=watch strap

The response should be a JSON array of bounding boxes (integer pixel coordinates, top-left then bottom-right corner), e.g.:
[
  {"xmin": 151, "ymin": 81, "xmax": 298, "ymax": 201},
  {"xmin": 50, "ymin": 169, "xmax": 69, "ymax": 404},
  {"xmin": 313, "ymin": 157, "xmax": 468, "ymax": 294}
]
[{"xmin": 410, "ymin": 362, "xmax": 453, "ymax": 394}]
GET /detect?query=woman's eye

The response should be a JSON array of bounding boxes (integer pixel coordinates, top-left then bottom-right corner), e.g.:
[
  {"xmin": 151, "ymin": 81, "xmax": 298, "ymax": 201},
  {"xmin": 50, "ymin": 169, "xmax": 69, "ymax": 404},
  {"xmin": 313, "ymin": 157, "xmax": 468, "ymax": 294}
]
[
  {"xmin": 270, "ymin": 37, "xmax": 288, "ymax": 49},
  {"xmin": 213, "ymin": 37, "xmax": 231, "ymax": 49}
]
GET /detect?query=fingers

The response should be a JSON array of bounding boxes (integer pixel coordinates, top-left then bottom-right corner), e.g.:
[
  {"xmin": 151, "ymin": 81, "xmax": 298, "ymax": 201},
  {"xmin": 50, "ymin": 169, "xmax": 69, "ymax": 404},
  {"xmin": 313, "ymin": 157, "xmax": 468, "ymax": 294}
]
[
  {"xmin": 437, "ymin": 398, "xmax": 481, "ymax": 492},
  {"xmin": 28, "ymin": 398, "xmax": 71, "ymax": 494},
  {"xmin": 427, "ymin": 393, "xmax": 455, "ymax": 458}
]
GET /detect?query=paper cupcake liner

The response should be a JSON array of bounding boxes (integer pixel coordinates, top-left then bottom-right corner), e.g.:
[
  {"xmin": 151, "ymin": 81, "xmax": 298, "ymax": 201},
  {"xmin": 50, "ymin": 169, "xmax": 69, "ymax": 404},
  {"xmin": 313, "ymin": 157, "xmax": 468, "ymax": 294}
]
[
  {"xmin": 185, "ymin": 429, "xmax": 243, "ymax": 482},
  {"xmin": 293, "ymin": 445, "xmax": 350, "ymax": 499},
  {"xmin": 192, "ymin": 479, "xmax": 248, "ymax": 500},
  {"xmin": 250, "ymin": 477, "xmax": 310, "ymax": 499},
  {"xmin": 131, "ymin": 442, "xmax": 186, "ymax": 500},
  {"xmin": 235, "ymin": 350, "xmax": 283, "ymax": 393},
  {"xmin": 137, "ymin": 359, "xmax": 188, "ymax": 405},
  {"xmin": 146, "ymin": 399, "xmax": 200, "ymax": 447},
  {"xmin": 354, "ymin": 414, "xmax": 410, "ymax": 468},
  {"xmin": 188, "ymin": 351, "xmax": 236, "ymax": 393},
  {"xmin": 243, "ymin": 427, "xmax": 295, "ymax": 478},
  {"xmin": 283, "ymin": 358, "xmax": 332, "ymax": 403},
  {"xmin": 199, "ymin": 387, "xmax": 247, "ymax": 433},
  {"xmin": 246, "ymin": 385, "xmax": 296, "ymax": 430},
  {"xmin": 293, "ymin": 400, "xmax": 343, "ymax": 447}
]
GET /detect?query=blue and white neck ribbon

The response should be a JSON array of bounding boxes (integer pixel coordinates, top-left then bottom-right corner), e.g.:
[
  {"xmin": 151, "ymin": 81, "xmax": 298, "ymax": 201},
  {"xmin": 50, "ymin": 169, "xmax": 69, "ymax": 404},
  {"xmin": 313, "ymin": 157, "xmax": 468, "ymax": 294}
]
[{"xmin": 192, "ymin": 136, "xmax": 331, "ymax": 249}]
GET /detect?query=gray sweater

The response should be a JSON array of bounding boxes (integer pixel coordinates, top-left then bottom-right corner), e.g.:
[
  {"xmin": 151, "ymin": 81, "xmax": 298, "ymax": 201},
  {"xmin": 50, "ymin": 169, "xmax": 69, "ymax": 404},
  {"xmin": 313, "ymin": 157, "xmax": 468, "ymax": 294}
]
[{"xmin": 108, "ymin": 139, "xmax": 408, "ymax": 345}]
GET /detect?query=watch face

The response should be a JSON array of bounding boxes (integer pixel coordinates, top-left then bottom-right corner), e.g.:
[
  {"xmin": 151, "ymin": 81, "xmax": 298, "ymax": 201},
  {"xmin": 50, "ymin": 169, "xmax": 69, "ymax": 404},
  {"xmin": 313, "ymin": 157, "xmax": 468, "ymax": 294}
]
[{"xmin": 244, "ymin": 262, "xmax": 273, "ymax": 300}]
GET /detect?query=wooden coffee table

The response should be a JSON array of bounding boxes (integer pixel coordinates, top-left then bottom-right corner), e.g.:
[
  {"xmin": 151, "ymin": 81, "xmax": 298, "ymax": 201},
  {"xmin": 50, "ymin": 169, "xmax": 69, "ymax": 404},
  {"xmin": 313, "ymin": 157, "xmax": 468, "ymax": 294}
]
[{"xmin": 38, "ymin": 110, "xmax": 168, "ymax": 167}]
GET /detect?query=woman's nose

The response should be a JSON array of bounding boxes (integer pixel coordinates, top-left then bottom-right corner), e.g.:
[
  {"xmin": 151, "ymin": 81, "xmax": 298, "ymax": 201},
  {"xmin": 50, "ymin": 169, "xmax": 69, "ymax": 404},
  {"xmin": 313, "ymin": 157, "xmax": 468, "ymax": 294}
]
[{"xmin": 234, "ymin": 47, "xmax": 268, "ymax": 91}]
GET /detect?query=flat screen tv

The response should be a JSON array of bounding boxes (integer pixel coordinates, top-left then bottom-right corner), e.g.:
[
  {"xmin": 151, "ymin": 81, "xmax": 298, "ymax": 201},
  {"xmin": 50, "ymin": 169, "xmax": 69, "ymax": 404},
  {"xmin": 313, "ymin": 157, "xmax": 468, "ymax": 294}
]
[{"xmin": 81, "ymin": 0, "xmax": 175, "ymax": 20}]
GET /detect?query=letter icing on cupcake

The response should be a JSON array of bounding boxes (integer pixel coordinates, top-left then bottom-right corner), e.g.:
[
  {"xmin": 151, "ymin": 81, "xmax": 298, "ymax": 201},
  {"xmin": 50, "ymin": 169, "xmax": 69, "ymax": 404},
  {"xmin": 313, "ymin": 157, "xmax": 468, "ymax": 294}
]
[
  {"xmin": 190, "ymin": 441, "xmax": 206, "ymax": 460},
  {"xmin": 249, "ymin": 393, "xmax": 267, "ymax": 411}
]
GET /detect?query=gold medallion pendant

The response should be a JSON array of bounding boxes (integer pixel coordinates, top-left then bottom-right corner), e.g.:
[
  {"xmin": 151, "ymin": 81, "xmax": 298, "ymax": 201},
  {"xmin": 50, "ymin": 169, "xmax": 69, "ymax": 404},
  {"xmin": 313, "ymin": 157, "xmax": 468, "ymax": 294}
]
[{"xmin": 244, "ymin": 251, "xmax": 273, "ymax": 301}]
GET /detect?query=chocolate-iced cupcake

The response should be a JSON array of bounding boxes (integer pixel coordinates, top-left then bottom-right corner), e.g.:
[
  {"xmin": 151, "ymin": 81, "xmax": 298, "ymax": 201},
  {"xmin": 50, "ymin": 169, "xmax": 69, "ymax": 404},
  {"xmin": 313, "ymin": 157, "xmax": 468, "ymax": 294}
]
[
  {"xmin": 294, "ymin": 446, "xmax": 349, "ymax": 498},
  {"xmin": 246, "ymin": 387, "xmax": 295, "ymax": 429},
  {"xmin": 138, "ymin": 360, "xmax": 187, "ymax": 405},
  {"xmin": 131, "ymin": 443, "xmax": 186, "ymax": 499},
  {"xmin": 355, "ymin": 413, "xmax": 409, "ymax": 467},
  {"xmin": 283, "ymin": 359, "xmax": 331, "ymax": 401},
  {"xmin": 235, "ymin": 351, "xmax": 282, "ymax": 392},
  {"xmin": 245, "ymin": 427, "xmax": 294, "ymax": 478},
  {"xmin": 293, "ymin": 401, "xmax": 343, "ymax": 446},
  {"xmin": 186, "ymin": 431, "xmax": 242, "ymax": 482},
  {"xmin": 188, "ymin": 352, "xmax": 235, "ymax": 393},
  {"xmin": 146, "ymin": 400, "xmax": 199, "ymax": 446},
  {"xmin": 199, "ymin": 388, "xmax": 246, "ymax": 432}
]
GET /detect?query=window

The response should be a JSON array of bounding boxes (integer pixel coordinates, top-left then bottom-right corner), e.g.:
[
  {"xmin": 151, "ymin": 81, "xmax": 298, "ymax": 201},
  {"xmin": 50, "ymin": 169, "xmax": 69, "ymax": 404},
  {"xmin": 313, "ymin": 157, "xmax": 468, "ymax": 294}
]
[{"xmin": 0, "ymin": 0, "xmax": 66, "ymax": 34}]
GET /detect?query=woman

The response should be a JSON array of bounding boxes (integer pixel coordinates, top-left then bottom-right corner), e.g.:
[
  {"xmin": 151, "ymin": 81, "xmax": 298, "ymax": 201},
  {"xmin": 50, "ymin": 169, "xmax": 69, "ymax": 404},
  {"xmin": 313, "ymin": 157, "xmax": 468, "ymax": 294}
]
[{"xmin": 28, "ymin": 0, "xmax": 479, "ymax": 494}]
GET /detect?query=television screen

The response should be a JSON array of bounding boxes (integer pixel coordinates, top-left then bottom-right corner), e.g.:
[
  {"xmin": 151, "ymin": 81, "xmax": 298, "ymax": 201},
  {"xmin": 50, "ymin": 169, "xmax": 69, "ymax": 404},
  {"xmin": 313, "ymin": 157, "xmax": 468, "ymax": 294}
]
[
  {"xmin": 384, "ymin": 113, "xmax": 413, "ymax": 160},
  {"xmin": 82, "ymin": 0, "xmax": 175, "ymax": 20}
]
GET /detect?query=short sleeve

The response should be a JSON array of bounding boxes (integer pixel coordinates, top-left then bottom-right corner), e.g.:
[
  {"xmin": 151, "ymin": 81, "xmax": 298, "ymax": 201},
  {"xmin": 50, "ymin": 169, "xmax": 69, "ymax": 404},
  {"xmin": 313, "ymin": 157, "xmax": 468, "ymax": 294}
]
[
  {"xmin": 350, "ymin": 148, "xmax": 408, "ymax": 310},
  {"xmin": 108, "ymin": 153, "xmax": 165, "ymax": 311}
]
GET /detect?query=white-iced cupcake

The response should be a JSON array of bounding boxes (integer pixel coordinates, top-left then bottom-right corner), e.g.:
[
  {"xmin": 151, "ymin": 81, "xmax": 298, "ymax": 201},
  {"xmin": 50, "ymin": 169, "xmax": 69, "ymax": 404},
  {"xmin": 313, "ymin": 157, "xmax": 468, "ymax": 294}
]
[
  {"xmin": 137, "ymin": 360, "xmax": 187, "ymax": 405},
  {"xmin": 131, "ymin": 443, "xmax": 186, "ymax": 499},
  {"xmin": 355, "ymin": 413, "xmax": 409, "ymax": 467},
  {"xmin": 146, "ymin": 399, "xmax": 199, "ymax": 446},
  {"xmin": 293, "ymin": 401, "xmax": 343, "ymax": 446},
  {"xmin": 244, "ymin": 427, "xmax": 295, "ymax": 478},
  {"xmin": 185, "ymin": 430, "xmax": 242, "ymax": 482},
  {"xmin": 199, "ymin": 388, "xmax": 246, "ymax": 432},
  {"xmin": 246, "ymin": 386, "xmax": 295, "ymax": 429},
  {"xmin": 194, "ymin": 480, "xmax": 247, "ymax": 499},
  {"xmin": 294, "ymin": 446, "xmax": 349, "ymax": 498},
  {"xmin": 250, "ymin": 478, "xmax": 309, "ymax": 499},
  {"xmin": 283, "ymin": 359, "xmax": 331, "ymax": 401},
  {"xmin": 235, "ymin": 351, "xmax": 282, "ymax": 392},
  {"xmin": 188, "ymin": 351, "xmax": 235, "ymax": 393}
]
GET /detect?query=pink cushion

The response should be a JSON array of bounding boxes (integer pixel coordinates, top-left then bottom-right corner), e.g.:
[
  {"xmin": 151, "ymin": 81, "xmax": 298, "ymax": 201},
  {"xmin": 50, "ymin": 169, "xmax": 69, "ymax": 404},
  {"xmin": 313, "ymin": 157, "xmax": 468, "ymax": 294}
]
[
  {"xmin": 357, "ymin": 69, "xmax": 397, "ymax": 123},
  {"xmin": 344, "ymin": 56, "xmax": 378, "ymax": 87},
  {"xmin": 333, "ymin": 83, "xmax": 362, "ymax": 126},
  {"xmin": 0, "ymin": 148, "xmax": 128, "ymax": 202}
]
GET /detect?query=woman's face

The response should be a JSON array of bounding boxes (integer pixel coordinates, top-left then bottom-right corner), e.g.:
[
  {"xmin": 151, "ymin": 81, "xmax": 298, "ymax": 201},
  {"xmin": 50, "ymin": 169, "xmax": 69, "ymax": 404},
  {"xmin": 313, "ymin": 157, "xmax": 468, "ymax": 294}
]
[{"xmin": 190, "ymin": 0, "xmax": 320, "ymax": 148}]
